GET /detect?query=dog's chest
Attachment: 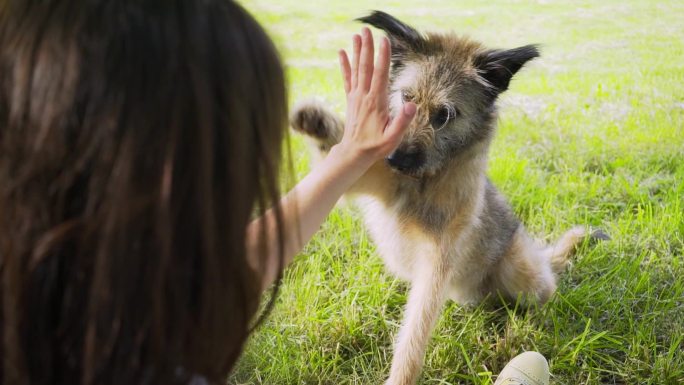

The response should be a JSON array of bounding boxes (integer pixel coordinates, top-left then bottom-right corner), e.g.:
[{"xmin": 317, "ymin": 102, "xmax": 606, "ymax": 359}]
[{"xmin": 354, "ymin": 195, "xmax": 442, "ymax": 281}]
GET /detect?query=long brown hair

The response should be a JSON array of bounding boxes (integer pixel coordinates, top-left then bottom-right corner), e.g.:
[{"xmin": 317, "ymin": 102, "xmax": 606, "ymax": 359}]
[{"xmin": 0, "ymin": 0, "xmax": 287, "ymax": 384}]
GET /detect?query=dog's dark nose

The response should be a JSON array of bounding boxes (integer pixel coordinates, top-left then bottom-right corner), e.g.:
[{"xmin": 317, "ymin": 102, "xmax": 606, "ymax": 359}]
[{"xmin": 386, "ymin": 146, "xmax": 425, "ymax": 172}]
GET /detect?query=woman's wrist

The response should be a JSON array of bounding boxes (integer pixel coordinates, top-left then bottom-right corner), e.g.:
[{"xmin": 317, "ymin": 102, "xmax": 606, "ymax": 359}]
[{"xmin": 326, "ymin": 141, "xmax": 378, "ymax": 180}]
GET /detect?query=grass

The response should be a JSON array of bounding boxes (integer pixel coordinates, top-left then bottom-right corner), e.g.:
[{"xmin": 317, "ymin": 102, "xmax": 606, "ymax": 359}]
[{"xmin": 230, "ymin": 1, "xmax": 684, "ymax": 384}]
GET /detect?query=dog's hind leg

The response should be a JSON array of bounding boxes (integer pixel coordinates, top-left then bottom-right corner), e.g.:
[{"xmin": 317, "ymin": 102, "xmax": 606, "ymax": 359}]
[{"xmin": 386, "ymin": 258, "xmax": 452, "ymax": 385}]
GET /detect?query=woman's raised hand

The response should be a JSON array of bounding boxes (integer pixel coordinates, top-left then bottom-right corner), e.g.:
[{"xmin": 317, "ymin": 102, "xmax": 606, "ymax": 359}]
[{"xmin": 335, "ymin": 27, "xmax": 416, "ymax": 164}]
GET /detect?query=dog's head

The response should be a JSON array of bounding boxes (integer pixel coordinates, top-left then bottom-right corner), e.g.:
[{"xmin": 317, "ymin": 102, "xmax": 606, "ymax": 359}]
[{"xmin": 358, "ymin": 11, "xmax": 539, "ymax": 178}]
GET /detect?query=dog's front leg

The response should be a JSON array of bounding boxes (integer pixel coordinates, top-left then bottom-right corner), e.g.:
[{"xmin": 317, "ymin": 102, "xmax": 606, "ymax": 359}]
[{"xmin": 386, "ymin": 258, "xmax": 452, "ymax": 385}]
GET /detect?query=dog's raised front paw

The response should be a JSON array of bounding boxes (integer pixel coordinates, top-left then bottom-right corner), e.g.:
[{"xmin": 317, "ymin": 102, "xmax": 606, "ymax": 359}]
[{"xmin": 290, "ymin": 99, "xmax": 343, "ymax": 151}]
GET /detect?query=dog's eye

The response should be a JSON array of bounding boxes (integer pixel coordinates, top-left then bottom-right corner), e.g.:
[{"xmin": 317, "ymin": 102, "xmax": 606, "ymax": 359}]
[
  {"xmin": 401, "ymin": 90, "xmax": 414, "ymax": 103},
  {"xmin": 431, "ymin": 106, "xmax": 456, "ymax": 129}
]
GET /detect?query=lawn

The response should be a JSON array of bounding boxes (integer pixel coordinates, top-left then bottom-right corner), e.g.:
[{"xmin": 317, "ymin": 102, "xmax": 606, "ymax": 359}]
[{"xmin": 230, "ymin": 1, "xmax": 684, "ymax": 384}]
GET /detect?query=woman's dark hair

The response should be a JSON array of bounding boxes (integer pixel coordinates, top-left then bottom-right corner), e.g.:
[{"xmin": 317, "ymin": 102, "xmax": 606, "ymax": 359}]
[{"xmin": 0, "ymin": 0, "xmax": 287, "ymax": 384}]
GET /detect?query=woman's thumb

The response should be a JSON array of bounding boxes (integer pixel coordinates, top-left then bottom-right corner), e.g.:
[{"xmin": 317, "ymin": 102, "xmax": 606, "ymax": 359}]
[{"xmin": 385, "ymin": 102, "xmax": 416, "ymax": 144}]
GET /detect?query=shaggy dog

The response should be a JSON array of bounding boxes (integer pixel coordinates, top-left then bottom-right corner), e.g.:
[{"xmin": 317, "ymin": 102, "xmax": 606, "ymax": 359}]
[{"xmin": 292, "ymin": 11, "xmax": 605, "ymax": 385}]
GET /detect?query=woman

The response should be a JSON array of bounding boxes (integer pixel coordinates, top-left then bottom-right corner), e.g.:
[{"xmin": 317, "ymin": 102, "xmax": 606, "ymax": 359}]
[{"xmin": 0, "ymin": 1, "xmax": 548, "ymax": 384}]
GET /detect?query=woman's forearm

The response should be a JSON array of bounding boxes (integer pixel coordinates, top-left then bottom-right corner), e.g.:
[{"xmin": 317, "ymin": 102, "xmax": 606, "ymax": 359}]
[
  {"xmin": 246, "ymin": 28, "xmax": 416, "ymax": 290},
  {"xmin": 246, "ymin": 146, "xmax": 371, "ymax": 289}
]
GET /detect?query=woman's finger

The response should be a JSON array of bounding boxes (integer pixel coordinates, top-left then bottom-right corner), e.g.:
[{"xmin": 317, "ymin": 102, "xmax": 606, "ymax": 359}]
[
  {"xmin": 370, "ymin": 37, "xmax": 391, "ymax": 99},
  {"xmin": 350, "ymin": 34, "xmax": 361, "ymax": 90},
  {"xmin": 383, "ymin": 102, "xmax": 416, "ymax": 145},
  {"xmin": 338, "ymin": 50, "xmax": 352, "ymax": 95},
  {"xmin": 357, "ymin": 27, "xmax": 374, "ymax": 92}
]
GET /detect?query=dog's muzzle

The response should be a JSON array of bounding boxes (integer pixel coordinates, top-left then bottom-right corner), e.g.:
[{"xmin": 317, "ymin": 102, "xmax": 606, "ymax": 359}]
[{"xmin": 386, "ymin": 145, "xmax": 426, "ymax": 173}]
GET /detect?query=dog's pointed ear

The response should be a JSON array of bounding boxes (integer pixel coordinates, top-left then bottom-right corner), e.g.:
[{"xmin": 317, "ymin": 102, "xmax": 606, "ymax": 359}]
[
  {"xmin": 475, "ymin": 45, "xmax": 540, "ymax": 93},
  {"xmin": 356, "ymin": 11, "xmax": 424, "ymax": 60}
]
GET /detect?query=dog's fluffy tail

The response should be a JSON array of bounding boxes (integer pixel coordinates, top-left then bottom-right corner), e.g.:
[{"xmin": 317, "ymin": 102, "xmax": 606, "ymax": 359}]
[{"xmin": 544, "ymin": 226, "xmax": 610, "ymax": 273}]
